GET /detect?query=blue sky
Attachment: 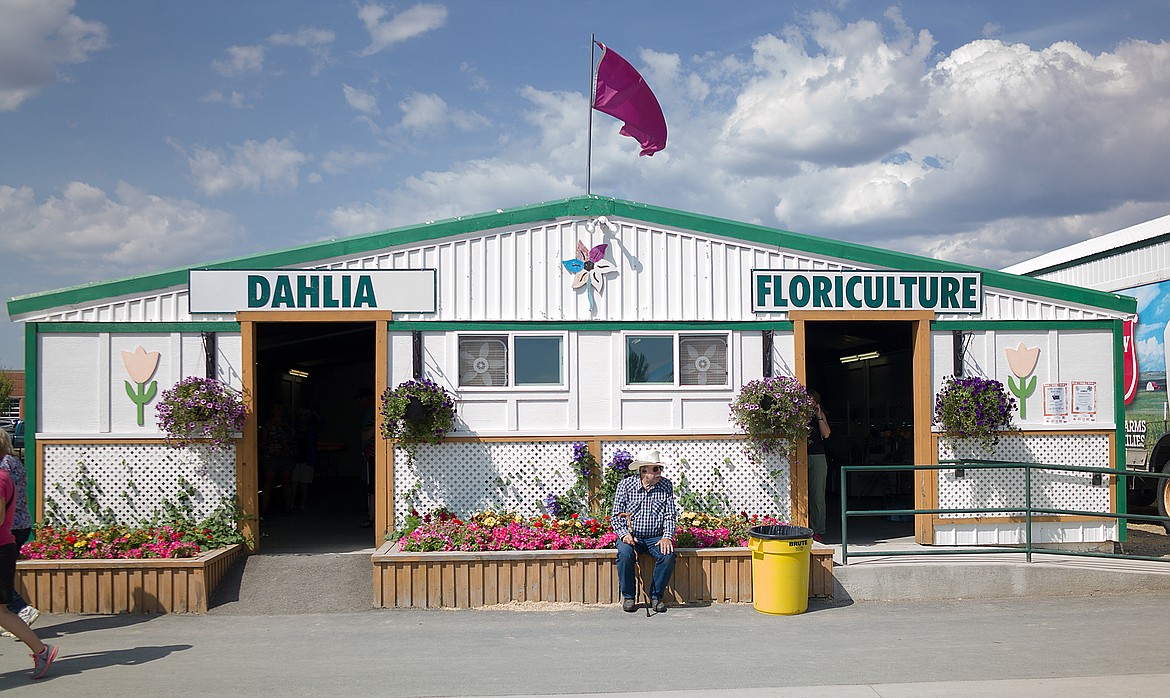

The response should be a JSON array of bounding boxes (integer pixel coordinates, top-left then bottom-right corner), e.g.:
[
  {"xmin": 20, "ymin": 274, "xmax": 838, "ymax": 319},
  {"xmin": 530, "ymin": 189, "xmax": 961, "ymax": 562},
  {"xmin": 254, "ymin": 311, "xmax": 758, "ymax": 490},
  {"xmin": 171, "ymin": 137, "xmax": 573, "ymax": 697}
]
[{"xmin": 4, "ymin": 1, "xmax": 1170, "ymax": 367}]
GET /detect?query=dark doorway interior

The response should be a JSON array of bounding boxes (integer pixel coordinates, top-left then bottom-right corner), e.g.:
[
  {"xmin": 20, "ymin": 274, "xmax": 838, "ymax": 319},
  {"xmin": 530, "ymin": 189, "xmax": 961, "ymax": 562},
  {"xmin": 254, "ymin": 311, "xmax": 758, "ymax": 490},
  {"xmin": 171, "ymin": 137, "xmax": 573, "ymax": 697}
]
[
  {"xmin": 805, "ymin": 321, "xmax": 915, "ymax": 543},
  {"xmin": 255, "ymin": 322, "xmax": 376, "ymax": 552}
]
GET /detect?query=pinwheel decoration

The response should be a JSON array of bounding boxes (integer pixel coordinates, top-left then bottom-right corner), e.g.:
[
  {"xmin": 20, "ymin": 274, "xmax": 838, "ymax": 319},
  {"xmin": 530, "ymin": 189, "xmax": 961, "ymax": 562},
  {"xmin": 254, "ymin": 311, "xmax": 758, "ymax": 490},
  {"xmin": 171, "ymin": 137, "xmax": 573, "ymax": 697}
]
[{"xmin": 562, "ymin": 241, "xmax": 619, "ymax": 313}]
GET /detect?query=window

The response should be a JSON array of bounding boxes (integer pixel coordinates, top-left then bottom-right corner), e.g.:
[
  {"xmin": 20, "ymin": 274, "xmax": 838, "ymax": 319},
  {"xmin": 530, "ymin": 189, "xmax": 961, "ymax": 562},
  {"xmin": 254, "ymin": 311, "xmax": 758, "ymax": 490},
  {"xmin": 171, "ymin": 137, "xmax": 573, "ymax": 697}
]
[
  {"xmin": 458, "ymin": 335, "xmax": 508, "ymax": 387},
  {"xmin": 458, "ymin": 334, "xmax": 564, "ymax": 388},
  {"xmin": 515, "ymin": 336, "xmax": 562, "ymax": 386},
  {"xmin": 679, "ymin": 334, "xmax": 729, "ymax": 385},
  {"xmin": 626, "ymin": 333, "xmax": 729, "ymax": 387},
  {"xmin": 626, "ymin": 336, "xmax": 674, "ymax": 384}
]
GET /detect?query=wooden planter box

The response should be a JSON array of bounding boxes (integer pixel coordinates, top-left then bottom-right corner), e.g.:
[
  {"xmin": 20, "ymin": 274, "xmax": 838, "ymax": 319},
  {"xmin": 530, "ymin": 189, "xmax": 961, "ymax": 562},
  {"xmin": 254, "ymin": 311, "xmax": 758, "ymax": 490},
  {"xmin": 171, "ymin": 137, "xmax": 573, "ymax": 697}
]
[
  {"xmin": 373, "ymin": 544, "xmax": 834, "ymax": 609},
  {"xmin": 15, "ymin": 544, "xmax": 245, "ymax": 614}
]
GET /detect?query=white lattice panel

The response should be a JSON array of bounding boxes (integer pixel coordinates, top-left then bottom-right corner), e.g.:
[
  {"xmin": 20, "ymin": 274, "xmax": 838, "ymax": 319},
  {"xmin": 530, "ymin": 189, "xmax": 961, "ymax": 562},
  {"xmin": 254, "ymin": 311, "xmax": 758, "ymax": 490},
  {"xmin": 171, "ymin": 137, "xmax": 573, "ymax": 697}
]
[
  {"xmin": 602, "ymin": 440, "xmax": 789, "ymax": 520},
  {"xmin": 394, "ymin": 441, "xmax": 579, "ymax": 525},
  {"xmin": 936, "ymin": 434, "xmax": 1111, "ymax": 519},
  {"xmin": 393, "ymin": 439, "xmax": 789, "ymax": 526},
  {"xmin": 42, "ymin": 443, "xmax": 237, "ymax": 527}
]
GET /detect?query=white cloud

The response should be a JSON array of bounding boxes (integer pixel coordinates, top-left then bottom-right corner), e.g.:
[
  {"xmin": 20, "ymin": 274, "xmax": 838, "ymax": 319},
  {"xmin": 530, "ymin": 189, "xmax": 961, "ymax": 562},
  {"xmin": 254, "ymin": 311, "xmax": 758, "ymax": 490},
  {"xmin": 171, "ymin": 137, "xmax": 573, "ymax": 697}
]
[
  {"xmin": 343, "ymin": 83, "xmax": 380, "ymax": 115},
  {"xmin": 318, "ymin": 149, "xmax": 391, "ymax": 177},
  {"xmin": 267, "ymin": 27, "xmax": 335, "ymax": 75},
  {"xmin": 212, "ymin": 44, "xmax": 265, "ymax": 77},
  {"xmin": 181, "ymin": 138, "xmax": 310, "ymax": 196},
  {"xmin": 0, "ymin": 181, "xmax": 241, "ymax": 282},
  {"xmin": 0, "ymin": 0, "xmax": 107, "ymax": 110},
  {"xmin": 358, "ymin": 2, "xmax": 447, "ymax": 57},
  {"xmin": 327, "ymin": 160, "xmax": 576, "ymax": 235},
  {"xmin": 460, "ymin": 62, "xmax": 488, "ymax": 92},
  {"xmin": 1137, "ymin": 335, "xmax": 1164, "ymax": 372},
  {"xmin": 200, "ymin": 90, "xmax": 249, "ymax": 109},
  {"xmin": 319, "ymin": 13, "xmax": 1170, "ymax": 272},
  {"xmin": 398, "ymin": 91, "xmax": 488, "ymax": 134}
]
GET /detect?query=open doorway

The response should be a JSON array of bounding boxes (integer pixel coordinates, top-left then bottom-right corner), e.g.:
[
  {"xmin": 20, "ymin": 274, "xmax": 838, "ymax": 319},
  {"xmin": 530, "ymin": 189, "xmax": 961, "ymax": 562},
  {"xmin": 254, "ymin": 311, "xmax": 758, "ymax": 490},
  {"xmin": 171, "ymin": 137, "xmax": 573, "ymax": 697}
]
[
  {"xmin": 805, "ymin": 320, "xmax": 915, "ymax": 543},
  {"xmin": 254, "ymin": 321, "xmax": 375, "ymax": 553}
]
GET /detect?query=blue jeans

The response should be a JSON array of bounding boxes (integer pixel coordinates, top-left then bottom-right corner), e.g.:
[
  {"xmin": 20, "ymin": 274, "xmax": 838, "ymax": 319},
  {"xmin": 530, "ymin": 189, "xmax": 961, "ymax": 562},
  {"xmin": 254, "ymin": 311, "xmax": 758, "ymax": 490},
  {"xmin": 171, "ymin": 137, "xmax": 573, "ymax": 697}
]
[
  {"xmin": 808, "ymin": 453, "xmax": 828, "ymax": 537},
  {"xmin": 5, "ymin": 529, "xmax": 29, "ymax": 614},
  {"xmin": 617, "ymin": 536, "xmax": 676, "ymax": 601}
]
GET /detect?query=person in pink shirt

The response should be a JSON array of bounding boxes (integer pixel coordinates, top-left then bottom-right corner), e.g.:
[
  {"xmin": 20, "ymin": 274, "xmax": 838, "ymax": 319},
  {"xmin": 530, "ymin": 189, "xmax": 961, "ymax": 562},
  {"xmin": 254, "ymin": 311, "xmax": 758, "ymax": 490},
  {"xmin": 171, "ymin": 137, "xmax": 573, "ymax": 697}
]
[{"xmin": 0, "ymin": 465, "xmax": 57, "ymax": 679}]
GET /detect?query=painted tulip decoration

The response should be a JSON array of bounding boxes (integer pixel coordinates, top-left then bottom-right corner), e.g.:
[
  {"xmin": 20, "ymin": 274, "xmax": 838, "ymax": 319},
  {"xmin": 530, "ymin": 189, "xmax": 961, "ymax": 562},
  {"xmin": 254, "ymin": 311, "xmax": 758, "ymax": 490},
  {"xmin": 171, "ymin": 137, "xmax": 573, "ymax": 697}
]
[
  {"xmin": 934, "ymin": 375, "xmax": 1017, "ymax": 452},
  {"xmin": 122, "ymin": 346, "xmax": 160, "ymax": 426},
  {"xmin": 562, "ymin": 241, "xmax": 618, "ymax": 314},
  {"xmin": 1004, "ymin": 343, "xmax": 1040, "ymax": 419}
]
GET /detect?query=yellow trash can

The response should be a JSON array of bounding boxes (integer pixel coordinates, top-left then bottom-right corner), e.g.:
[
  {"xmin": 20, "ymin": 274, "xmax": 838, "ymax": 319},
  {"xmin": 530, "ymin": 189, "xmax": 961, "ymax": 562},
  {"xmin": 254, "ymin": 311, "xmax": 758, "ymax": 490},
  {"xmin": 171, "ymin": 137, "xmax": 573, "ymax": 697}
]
[{"xmin": 748, "ymin": 524, "xmax": 813, "ymax": 615}]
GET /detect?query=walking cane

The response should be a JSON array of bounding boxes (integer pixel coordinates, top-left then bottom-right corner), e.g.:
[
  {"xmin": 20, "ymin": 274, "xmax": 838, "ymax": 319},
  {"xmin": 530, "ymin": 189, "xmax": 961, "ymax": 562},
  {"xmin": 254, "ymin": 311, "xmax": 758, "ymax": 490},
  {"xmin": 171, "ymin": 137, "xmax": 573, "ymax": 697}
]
[{"xmin": 618, "ymin": 513, "xmax": 655, "ymax": 617}]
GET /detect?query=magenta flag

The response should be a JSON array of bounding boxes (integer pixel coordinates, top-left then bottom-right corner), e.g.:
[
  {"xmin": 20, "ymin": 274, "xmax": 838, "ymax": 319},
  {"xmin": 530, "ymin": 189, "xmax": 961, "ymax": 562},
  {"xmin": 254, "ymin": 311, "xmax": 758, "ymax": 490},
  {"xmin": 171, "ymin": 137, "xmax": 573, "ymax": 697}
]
[{"xmin": 593, "ymin": 42, "xmax": 667, "ymax": 156}]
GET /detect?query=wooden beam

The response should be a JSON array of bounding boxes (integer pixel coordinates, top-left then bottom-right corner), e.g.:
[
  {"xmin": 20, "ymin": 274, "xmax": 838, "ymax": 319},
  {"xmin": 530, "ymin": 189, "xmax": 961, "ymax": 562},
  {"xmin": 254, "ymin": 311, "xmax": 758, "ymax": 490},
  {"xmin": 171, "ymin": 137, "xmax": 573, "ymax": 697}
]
[{"xmin": 238, "ymin": 319, "xmax": 259, "ymax": 551}]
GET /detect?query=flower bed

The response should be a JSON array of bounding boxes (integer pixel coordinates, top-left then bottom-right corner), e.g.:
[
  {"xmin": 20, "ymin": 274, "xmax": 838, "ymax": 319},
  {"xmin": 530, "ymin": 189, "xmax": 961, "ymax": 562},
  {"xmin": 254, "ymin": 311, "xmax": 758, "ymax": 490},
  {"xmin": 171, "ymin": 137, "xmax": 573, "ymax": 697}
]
[
  {"xmin": 15, "ymin": 544, "xmax": 244, "ymax": 614},
  {"xmin": 396, "ymin": 511, "xmax": 786, "ymax": 553},
  {"xmin": 21, "ymin": 525, "xmax": 213, "ymax": 560},
  {"xmin": 373, "ymin": 543, "xmax": 834, "ymax": 608},
  {"xmin": 379, "ymin": 511, "xmax": 833, "ymax": 608},
  {"xmin": 12, "ymin": 520, "xmax": 249, "ymax": 614}
]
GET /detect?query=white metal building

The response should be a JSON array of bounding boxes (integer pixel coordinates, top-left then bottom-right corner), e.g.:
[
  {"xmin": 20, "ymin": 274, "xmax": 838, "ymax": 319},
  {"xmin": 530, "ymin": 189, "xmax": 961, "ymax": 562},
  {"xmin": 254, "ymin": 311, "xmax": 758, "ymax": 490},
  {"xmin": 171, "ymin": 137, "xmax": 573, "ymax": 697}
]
[{"xmin": 7, "ymin": 196, "xmax": 1134, "ymax": 549}]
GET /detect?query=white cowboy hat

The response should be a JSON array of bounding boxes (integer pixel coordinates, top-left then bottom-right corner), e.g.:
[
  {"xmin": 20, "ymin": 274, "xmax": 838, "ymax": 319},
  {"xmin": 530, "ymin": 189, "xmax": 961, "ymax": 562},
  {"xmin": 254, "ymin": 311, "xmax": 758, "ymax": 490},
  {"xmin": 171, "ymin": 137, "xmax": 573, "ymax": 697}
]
[{"xmin": 631, "ymin": 449, "xmax": 664, "ymax": 469}]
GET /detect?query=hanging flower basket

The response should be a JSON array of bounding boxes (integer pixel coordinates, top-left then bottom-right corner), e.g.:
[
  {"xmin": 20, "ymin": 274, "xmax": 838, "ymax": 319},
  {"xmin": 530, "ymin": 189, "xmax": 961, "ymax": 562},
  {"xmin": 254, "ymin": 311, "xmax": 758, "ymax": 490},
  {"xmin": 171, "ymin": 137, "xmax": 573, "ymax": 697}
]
[
  {"xmin": 155, "ymin": 377, "xmax": 247, "ymax": 451},
  {"xmin": 729, "ymin": 376, "xmax": 817, "ymax": 463},
  {"xmin": 380, "ymin": 379, "xmax": 457, "ymax": 461},
  {"xmin": 933, "ymin": 375, "xmax": 1017, "ymax": 452}
]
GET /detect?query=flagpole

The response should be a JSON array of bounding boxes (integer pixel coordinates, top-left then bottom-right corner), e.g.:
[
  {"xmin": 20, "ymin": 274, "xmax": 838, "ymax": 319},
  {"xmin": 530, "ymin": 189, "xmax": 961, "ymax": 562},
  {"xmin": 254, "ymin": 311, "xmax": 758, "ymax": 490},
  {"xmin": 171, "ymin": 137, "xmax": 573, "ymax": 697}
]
[{"xmin": 587, "ymin": 34, "xmax": 595, "ymax": 196}]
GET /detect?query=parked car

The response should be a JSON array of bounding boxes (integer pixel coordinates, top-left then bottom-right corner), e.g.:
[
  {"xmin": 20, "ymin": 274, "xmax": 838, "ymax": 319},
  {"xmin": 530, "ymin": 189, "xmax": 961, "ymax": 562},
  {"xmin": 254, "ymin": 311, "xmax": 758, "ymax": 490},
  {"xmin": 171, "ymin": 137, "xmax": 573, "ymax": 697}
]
[{"xmin": 10, "ymin": 420, "xmax": 23, "ymax": 451}]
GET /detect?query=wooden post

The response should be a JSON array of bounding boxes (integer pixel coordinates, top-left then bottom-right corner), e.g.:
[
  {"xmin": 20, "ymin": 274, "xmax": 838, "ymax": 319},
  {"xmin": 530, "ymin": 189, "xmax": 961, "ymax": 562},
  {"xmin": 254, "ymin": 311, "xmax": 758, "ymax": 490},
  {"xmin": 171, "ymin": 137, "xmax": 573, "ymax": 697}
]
[{"xmin": 238, "ymin": 320, "xmax": 259, "ymax": 551}]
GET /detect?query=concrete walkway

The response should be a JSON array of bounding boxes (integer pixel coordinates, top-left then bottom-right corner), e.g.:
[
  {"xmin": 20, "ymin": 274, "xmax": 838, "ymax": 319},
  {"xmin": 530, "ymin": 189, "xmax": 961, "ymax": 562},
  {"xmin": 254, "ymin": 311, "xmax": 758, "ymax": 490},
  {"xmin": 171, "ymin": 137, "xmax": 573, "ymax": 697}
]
[{"xmin": 2, "ymin": 594, "xmax": 1168, "ymax": 695}]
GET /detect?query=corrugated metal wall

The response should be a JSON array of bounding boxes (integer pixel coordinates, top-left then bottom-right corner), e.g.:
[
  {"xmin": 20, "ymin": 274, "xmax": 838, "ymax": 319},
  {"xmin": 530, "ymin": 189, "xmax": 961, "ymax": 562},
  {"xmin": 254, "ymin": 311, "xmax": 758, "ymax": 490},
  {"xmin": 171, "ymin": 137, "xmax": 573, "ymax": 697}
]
[{"xmin": 22, "ymin": 216, "xmax": 1125, "ymax": 324}]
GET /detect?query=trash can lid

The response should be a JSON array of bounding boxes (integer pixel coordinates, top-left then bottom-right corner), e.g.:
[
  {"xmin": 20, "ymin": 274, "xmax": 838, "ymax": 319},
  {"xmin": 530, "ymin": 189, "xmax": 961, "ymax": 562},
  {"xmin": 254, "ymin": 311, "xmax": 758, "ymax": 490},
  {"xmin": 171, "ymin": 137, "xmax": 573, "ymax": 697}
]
[{"xmin": 749, "ymin": 524, "xmax": 813, "ymax": 541}]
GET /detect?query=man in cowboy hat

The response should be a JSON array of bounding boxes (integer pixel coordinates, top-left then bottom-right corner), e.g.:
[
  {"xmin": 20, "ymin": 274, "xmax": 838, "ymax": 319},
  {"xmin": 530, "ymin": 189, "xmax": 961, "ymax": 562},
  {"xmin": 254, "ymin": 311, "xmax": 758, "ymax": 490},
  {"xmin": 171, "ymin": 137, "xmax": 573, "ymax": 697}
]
[{"xmin": 612, "ymin": 449, "xmax": 677, "ymax": 613}]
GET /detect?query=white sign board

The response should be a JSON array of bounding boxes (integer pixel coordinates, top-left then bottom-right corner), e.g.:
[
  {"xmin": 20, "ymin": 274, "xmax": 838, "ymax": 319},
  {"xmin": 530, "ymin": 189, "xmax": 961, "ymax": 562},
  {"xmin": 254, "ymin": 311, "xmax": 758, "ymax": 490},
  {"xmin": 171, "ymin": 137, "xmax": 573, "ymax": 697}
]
[
  {"xmin": 189, "ymin": 269, "xmax": 437, "ymax": 313},
  {"xmin": 751, "ymin": 270, "xmax": 982, "ymax": 313}
]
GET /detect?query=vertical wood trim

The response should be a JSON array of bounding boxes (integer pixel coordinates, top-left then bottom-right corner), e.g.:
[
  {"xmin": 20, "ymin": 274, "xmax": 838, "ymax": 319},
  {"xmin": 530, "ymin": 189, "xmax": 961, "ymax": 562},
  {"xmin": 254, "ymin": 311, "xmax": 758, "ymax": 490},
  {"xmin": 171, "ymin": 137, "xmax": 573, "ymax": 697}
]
[
  {"xmin": 921, "ymin": 434, "xmax": 941, "ymax": 544},
  {"xmin": 99, "ymin": 571, "xmax": 115, "ymax": 614},
  {"xmin": 913, "ymin": 319, "xmax": 936, "ymax": 544},
  {"xmin": 98, "ymin": 333, "xmax": 111, "ymax": 433},
  {"xmin": 792, "ymin": 317, "xmax": 809, "ymax": 528},
  {"xmin": 239, "ymin": 319, "xmax": 259, "ymax": 551},
  {"xmin": 587, "ymin": 437, "xmax": 602, "ymax": 513},
  {"xmin": 34, "ymin": 439, "xmax": 45, "ymax": 523},
  {"xmin": 375, "ymin": 324, "xmax": 390, "ymax": 543}
]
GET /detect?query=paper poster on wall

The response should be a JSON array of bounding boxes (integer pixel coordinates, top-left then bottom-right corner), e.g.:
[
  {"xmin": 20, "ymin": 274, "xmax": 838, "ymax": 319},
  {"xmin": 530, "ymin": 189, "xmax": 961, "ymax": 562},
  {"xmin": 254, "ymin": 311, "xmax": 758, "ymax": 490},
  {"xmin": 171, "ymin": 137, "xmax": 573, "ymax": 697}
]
[
  {"xmin": 1043, "ymin": 383, "xmax": 1068, "ymax": 424},
  {"xmin": 1070, "ymin": 381, "xmax": 1097, "ymax": 422}
]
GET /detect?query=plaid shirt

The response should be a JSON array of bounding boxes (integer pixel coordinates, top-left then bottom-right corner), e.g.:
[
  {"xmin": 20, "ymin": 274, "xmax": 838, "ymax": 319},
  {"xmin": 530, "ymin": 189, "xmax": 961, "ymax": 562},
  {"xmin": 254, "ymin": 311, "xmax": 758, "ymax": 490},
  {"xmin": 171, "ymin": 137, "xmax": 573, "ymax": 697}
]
[{"xmin": 611, "ymin": 475, "xmax": 676, "ymax": 541}]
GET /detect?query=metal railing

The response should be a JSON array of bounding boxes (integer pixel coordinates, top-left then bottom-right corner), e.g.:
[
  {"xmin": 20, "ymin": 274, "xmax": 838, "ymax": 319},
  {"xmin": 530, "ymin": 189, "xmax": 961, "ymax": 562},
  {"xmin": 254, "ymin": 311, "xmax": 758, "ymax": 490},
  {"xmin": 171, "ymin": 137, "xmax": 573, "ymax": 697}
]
[{"xmin": 839, "ymin": 459, "xmax": 1170, "ymax": 565}]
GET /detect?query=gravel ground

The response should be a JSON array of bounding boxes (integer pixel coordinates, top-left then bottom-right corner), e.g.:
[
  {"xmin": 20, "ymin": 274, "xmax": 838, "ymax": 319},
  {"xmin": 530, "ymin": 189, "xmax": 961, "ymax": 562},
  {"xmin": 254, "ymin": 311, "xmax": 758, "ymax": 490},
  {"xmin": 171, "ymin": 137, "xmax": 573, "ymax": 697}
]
[{"xmin": 1119, "ymin": 523, "xmax": 1170, "ymax": 558}]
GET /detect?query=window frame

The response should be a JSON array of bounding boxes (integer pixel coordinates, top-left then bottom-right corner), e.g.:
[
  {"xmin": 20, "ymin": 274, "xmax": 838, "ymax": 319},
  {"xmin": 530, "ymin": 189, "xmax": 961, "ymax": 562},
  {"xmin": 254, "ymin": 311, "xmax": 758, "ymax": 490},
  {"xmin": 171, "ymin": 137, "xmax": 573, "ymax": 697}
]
[
  {"xmin": 455, "ymin": 331, "xmax": 569, "ymax": 392},
  {"xmin": 621, "ymin": 331, "xmax": 732, "ymax": 391}
]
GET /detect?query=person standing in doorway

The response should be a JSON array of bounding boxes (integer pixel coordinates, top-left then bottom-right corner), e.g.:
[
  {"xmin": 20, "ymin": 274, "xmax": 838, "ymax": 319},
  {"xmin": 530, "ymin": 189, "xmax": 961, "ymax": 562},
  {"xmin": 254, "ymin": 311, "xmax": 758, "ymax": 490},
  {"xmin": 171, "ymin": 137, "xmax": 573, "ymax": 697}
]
[
  {"xmin": 259, "ymin": 403, "xmax": 295, "ymax": 516},
  {"xmin": 290, "ymin": 406, "xmax": 324, "ymax": 514},
  {"xmin": 808, "ymin": 390, "xmax": 832, "ymax": 543}
]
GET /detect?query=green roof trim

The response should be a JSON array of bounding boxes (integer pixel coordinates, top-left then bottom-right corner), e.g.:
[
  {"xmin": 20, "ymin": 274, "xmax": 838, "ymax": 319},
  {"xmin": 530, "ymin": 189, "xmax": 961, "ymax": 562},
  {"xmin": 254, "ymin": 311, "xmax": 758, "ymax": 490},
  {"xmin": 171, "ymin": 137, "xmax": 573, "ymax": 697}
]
[
  {"xmin": 6, "ymin": 195, "xmax": 1135, "ymax": 317},
  {"xmin": 388, "ymin": 320, "xmax": 794, "ymax": 331},
  {"xmin": 34, "ymin": 322, "xmax": 241, "ymax": 333}
]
